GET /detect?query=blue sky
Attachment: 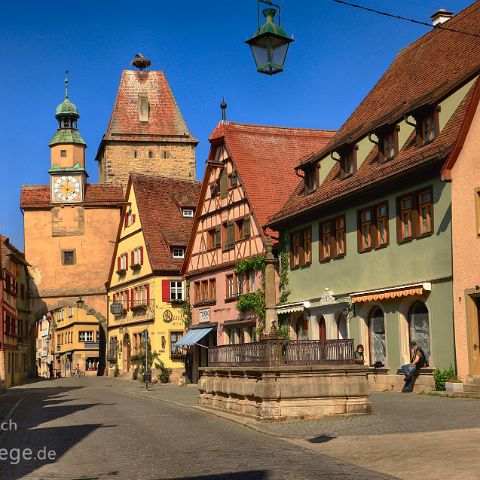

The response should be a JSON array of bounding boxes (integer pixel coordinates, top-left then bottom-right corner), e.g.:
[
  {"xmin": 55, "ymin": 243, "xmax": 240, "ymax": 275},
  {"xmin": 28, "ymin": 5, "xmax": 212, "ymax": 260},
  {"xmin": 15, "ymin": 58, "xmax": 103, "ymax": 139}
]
[{"xmin": 0, "ymin": 0, "xmax": 472, "ymax": 248}]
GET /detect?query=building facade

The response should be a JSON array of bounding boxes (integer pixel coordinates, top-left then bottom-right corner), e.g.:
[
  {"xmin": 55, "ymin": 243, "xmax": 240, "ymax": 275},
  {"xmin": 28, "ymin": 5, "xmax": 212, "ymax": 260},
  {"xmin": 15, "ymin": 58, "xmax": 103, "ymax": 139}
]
[
  {"xmin": 51, "ymin": 304, "xmax": 100, "ymax": 377},
  {"xmin": 96, "ymin": 69, "xmax": 198, "ymax": 190},
  {"xmin": 0, "ymin": 236, "xmax": 32, "ymax": 389},
  {"xmin": 106, "ymin": 174, "xmax": 200, "ymax": 381},
  {"xmin": 182, "ymin": 121, "xmax": 334, "ymax": 382},
  {"xmin": 21, "ymin": 80, "xmax": 124, "ymax": 374},
  {"xmin": 268, "ymin": 6, "xmax": 480, "ymax": 390}
]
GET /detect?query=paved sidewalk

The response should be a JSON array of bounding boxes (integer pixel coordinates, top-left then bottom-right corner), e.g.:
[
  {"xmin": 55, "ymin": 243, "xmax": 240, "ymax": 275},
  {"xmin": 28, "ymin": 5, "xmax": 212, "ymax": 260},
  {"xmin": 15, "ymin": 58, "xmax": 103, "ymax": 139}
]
[{"xmin": 116, "ymin": 379, "xmax": 480, "ymax": 479}]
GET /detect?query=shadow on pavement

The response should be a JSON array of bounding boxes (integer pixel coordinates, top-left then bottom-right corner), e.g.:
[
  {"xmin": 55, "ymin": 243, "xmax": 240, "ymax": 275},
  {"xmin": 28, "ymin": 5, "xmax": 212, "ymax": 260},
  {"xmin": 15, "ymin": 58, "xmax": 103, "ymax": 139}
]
[
  {"xmin": 164, "ymin": 471, "xmax": 269, "ymax": 479},
  {"xmin": 307, "ymin": 435, "xmax": 336, "ymax": 444},
  {"xmin": 0, "ymin": 382, "xmax": 115, "ymax": 480}
]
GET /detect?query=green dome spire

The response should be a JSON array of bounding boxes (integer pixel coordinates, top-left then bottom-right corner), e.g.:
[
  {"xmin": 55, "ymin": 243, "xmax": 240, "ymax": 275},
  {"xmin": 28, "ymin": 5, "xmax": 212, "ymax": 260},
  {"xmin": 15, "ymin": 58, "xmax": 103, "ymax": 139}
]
[{"xmin": 50, "ymin": 71, "xmax": 86, "ymax": 147}]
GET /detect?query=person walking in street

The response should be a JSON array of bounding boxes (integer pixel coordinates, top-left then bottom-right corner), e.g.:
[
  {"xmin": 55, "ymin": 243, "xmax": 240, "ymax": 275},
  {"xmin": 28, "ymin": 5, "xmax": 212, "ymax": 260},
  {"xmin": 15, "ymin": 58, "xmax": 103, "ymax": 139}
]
[{"xmin": 402, "ymin": 341, "xmax": 427, "ymax": 392}]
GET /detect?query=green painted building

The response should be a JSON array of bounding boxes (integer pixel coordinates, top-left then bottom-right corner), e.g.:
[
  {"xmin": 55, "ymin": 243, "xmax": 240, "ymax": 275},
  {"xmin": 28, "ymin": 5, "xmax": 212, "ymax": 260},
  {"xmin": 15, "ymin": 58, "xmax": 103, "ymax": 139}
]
[{"xmin": 267, "ymin": 20, "xmax": 480, "ymax": 386}]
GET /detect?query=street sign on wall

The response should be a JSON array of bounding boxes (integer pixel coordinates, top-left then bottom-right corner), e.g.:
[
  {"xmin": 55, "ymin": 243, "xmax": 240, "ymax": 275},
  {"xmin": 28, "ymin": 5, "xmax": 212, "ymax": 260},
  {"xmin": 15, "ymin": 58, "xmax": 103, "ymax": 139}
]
[{"xmin": 110, "ymin": 303, "xmax": 123, "ymax": 315}]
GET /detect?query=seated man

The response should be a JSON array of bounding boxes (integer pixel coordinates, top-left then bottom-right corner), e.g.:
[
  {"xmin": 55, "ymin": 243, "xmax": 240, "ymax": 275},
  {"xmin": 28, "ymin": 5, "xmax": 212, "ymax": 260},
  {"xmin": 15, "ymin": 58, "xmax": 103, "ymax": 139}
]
[{"xmin": 401, "ymin": 341, "xmax": 427, "ymax": 393}]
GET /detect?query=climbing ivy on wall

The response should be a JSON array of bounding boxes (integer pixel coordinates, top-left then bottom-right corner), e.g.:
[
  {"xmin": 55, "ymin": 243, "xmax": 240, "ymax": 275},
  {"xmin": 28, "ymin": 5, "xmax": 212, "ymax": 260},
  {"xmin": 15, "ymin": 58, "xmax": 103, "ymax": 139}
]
[
  {"xmin": 181, "ymin": 280, "xmax": 192, "ymax": 329},
  {"xmin": 278, "ymin": 233, "xmax": 291, "ymax": 305},
  {"xmin": 235, "ymin": 255, "xmax": 266, "ymax": 322}
]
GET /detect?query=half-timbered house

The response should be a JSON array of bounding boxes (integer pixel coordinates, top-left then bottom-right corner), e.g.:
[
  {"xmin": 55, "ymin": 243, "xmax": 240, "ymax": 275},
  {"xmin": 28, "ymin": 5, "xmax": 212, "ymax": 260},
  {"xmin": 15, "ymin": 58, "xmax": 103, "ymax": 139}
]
[{"xmin": 181, "ymin": 121, "xmax": 334, "ymax": 381}]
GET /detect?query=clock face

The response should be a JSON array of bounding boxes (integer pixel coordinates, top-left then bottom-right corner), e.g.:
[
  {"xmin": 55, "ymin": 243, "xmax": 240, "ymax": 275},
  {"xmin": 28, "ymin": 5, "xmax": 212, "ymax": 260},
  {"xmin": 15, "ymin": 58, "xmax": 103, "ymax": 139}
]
[{"xmin": 52, "ymin": 176, "xmax": 81, "ymax": 202}]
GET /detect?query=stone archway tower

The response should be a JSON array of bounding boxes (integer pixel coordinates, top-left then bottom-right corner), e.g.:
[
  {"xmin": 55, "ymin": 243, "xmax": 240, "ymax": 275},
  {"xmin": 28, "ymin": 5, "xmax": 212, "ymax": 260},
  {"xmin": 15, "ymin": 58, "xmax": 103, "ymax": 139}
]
[
  {"xmin": 21, "ymin": 75, "xmax": 124, "ymax": 335},
  {"xmin": 96, "ymin": 59, "xmax": 198, "ymax": 190}
]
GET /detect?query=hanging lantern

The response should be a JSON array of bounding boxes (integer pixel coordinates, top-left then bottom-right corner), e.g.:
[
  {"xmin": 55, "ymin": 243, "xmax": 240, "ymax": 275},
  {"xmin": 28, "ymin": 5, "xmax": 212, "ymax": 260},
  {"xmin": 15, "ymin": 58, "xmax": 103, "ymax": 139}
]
[{"xmin": 245, "ymin": 1, "xmax": 294, "ymax": 75}]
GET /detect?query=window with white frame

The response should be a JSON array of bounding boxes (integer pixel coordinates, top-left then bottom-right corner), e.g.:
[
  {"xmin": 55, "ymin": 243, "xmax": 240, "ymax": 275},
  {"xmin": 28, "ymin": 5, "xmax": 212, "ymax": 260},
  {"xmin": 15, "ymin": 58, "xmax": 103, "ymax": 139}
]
[
  {"xmin": 182, "ymin": 208, "xmax": 194, "ymax": 218},
  {"xmin": 79, "ymin": 331, "xmax": 94, "ymax": 342},
  {"xmin": 170, "ymin": 281, "xmax": 184, "ymax": 301},
  {"xmin": 133, "ymin": 247, "xmax": 143, "ymax": 266},
  {"xmin": 119, "ymin": 253, "xmax": 128, "ymax": 270},
  {"xmin": 172, "ymin": 248, "xmax": 185, "ymax": 259}
]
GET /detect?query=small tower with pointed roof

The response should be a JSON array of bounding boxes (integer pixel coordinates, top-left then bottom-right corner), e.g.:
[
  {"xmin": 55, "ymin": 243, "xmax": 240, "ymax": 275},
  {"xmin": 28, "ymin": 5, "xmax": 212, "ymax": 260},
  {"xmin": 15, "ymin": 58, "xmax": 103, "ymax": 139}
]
[
  {"xmin": 96, "ymin": 57, "xmax": 198, "ymax": 189},
  {"xmin": 49, "ymin": 73, "xmax": 87, "ymax": 204}
]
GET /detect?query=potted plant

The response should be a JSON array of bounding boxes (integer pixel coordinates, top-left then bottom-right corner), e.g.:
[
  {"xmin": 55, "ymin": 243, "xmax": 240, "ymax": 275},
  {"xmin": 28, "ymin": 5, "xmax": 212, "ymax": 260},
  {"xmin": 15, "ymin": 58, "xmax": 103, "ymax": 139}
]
[
  {"xmin": 434, "ymin": 365, "xmax": 463, "ymax": 392},
  {"xmin": 113, "ymin": 363, "xmax": 120, "ymax": 377}
]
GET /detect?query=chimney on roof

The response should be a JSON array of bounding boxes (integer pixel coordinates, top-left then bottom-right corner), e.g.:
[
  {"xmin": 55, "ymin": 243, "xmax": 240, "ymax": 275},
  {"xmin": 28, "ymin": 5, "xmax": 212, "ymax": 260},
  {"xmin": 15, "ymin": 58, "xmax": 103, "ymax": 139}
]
[{"xmin": 430, "ymin": 8, "xmax": 453, "ymax": 26}]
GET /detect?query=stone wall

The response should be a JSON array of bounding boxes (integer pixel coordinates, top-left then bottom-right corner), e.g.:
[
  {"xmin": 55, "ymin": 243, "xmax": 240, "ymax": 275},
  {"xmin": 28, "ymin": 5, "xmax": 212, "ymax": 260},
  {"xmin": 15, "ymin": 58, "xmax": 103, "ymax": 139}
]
[
  {"xmin": 98, "ymin": 142, "xmax": 196, "ymax": 189},
  {"xmin": 198, "ymin": 365, "xmax": 371, "ymax": 420},
  {"xmin": 367, "ymin": 369, "xmax": 435, "ymax": 393}
]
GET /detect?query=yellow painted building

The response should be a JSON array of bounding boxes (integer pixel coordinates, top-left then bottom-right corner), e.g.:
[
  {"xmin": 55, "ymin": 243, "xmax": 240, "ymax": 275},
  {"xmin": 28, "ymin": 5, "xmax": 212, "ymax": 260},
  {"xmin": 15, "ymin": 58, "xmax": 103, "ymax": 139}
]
[
  {"xmin": 52, "ymin": 304, "xmax": 100, "ymax": 377},
  {"xmin": 106, "ymin": 174, "xmax": 201, "ymax": 381}
]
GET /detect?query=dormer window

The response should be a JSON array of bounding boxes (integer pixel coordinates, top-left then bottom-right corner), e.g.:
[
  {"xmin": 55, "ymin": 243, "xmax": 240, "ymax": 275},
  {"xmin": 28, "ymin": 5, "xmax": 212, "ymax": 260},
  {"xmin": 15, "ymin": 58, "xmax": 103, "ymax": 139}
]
[
  {"xmin": 339, "ymin": 146, "xmax": 357, "ymax": 178},
  {"xmin": 416, "ymin": 107, "xmax": 440, "ymax": 146},
  {"xmin": 304, "ymin": 163, "xmax": 319, "ymax": 194},
  {"xmin": 172, "ymin": 248, "xmax": 185, "ymax": 259},
  {"xmin": 138, "ymin": 94, "xmax": 149, "ymax": 122},
  {"xmin": 379, "ymin": 127, "xmax": 399, "ymax": 162},
  {"xmin": 182, "ymin": 208, "xmax": 194, "ymax": 218}
]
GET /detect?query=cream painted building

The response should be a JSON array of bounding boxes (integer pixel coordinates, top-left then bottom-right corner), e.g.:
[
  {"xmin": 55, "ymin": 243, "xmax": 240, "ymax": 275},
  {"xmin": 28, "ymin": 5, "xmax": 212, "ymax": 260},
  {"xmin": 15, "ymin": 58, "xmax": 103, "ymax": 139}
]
[
  {"xmin": 106, "ymin": 174, "xmax": 200, "ymax": 381},
  {"xmin": 52, "ymin": 304, "xmax": 100, "ymax": 377}
]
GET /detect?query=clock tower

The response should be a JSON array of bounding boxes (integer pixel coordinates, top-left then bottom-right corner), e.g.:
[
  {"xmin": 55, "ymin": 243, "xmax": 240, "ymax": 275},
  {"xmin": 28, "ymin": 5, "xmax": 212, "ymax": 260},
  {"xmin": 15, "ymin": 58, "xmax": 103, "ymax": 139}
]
[{"xmin": 49, "ymin": 74, "xmax": 87, "ymax": 203}]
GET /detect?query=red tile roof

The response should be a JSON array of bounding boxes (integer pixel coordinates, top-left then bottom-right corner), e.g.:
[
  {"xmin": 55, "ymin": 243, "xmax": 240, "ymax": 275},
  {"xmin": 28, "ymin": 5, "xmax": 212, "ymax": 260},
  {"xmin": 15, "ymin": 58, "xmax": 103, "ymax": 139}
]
[
  {"xmin": 209, "ymin": 122, "xmax": 335, "ymax": 233},
  {"xmin": 1, "ymin": 235, "xmax": 27, "ymax": 269},
  {"xmin": 268, "ymin": 3, "xmax": 480, "ymax": 226},
  {"xmin": 96, "ymin": 70, "xmax": 198, "ymax": 159},
  {"xmin": 269, "ymin": 78, "xmax": 479, "ymax": 226},
  {"xmin": 299, "ymin": 1, "xmax": 480, "ymax": 168},
  {"xmin": 131, "ymin": 174, "xmax": 201, "ymax": 272},
  {"xmin": 20, "ymin": 184, "xmax": 125, "ymax": 209}
]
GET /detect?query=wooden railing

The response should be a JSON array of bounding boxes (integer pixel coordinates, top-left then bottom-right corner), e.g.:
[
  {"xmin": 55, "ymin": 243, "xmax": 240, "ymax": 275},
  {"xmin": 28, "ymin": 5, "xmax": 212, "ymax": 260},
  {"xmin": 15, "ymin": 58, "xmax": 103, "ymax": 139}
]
[{"xmin": 208, "ymin": 339, "xmax": 355, "ymax": 367}]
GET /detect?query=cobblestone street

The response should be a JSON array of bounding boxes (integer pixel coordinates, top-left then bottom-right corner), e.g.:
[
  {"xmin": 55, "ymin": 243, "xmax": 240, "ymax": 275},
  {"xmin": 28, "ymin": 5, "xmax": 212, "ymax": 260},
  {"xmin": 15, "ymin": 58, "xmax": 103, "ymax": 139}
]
[{"xmin": 0, "ymin": 377, "xmax": 393, "ymax": 480}]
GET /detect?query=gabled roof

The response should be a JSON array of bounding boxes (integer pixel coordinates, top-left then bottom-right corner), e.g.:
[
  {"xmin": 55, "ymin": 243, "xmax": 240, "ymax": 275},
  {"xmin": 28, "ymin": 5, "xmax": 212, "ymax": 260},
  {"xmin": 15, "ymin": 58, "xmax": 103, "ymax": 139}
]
[
  {"xmin": 96, "ymin": 70, "xmax": 198, "ymax": 159},
  {"xmin": 299, "ymin": 1, "xmax": 480, "ymax": 168},
  {"xmin": 209, "ymin": 122, "xmax": 335, "ymax": 231},
  {"xmin": 268, "ymin": 3, "xmax": 480, "ymax": 226},
  {"xmin": 131, "ymin": 174, "xmax": 201, "ymax": 272},
  {"xmin": 1, "ymin": 235, "xmax": 27, "ymax": 270},
  {"xmin": 20, "ymin": 184, "xmax": 125, "ymax": 209},
  {"xmin": 269, "ymin": 83, "xmax": 478, "ymax": 225}
]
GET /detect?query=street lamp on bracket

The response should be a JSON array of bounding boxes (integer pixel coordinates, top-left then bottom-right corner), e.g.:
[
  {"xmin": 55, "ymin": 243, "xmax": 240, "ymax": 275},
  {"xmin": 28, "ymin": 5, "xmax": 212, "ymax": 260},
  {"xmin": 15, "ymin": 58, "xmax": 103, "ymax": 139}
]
[{"xmin": 245, "ymin": 0, "xmax": 294, "ymax": 75}]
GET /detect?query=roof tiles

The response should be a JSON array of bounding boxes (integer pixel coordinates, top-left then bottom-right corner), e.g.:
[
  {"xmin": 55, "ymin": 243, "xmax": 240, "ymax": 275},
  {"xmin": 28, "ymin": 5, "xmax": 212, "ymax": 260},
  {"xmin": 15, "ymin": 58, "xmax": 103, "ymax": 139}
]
[
  {"xmin": 20, "ymin": 184, "xmax": 124, "ymax": 209},
  {"xmin": 131, "ymin": 174, "xmax": 201, "ymax": 272},
  {"xmin": 97, "ymin": 70, "xmax": 197, "ymax": 158},
  {"xmin": 209, "ymin": 122, "xmax": 335, "ymax": 232}
]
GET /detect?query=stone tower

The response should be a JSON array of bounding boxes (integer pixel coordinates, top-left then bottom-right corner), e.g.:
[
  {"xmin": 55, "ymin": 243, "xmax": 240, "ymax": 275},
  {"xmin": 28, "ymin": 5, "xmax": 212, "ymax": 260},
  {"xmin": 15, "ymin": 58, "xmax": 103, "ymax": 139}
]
[{"xmin": 96, "ymin": 66, "xmax": 198, "ymax": 189}]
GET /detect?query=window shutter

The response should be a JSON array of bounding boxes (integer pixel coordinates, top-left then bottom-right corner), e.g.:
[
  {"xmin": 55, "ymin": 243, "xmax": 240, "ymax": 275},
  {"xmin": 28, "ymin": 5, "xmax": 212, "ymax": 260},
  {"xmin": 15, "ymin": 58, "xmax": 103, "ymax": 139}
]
[
  {"xmin": 130, "ymin": 289, "xmax": 135, "ymax": 308},
  {"xmin": 244, "ymin": 217, "xmax": 251, "ymax": 238},
  {"xmin": 140, "ymin": 246, "xmax": 144, "ymax": 265},
  {"xmin": 146, "ymin": 284, "xmax": 150, "ymax": 305},
  {"xmin": 412, "ymin": 193, "xmax": 420, "ymax": 238},
  {"xmin": 124, "ymin": 213, "xmax": 128, "ymax": 228},
  {"xmin": 357, "ymin": 211, "xmax": 363, "ymax": 253},
  {"xmin": 220, "ymin": 170, "xmax": 228, "ymax": 198},
  {"xmin": 299, "ymin": 231, "xmax": 305, "ymax": 267},
  {"xmin": 117, "ymin": 257, "xmax": 121, "ymax": 271},
  {"xmin": 113, "ymin": 293, "xmax": 117, "ymax": 303},
  {"xmin": 290, "ymin": 234, "xmax": 295, "ymax": 268},
  {"xmin": 215, "ymin": 227, "xmax": 221, "ymax": 247},
  {"xmin": 131, "ymin": 251, "xmax": 135, "ymax": 266},
  {"xmin": 162, "ymin": 280, "xmax": 170, "ymax": 302},
  {"xmin": 133, "ymin": 214, "xmax": 136, "ymax": 223},
  {"xmin": 125, "ymin": 253, "xmax": 129, "ymax": 270},
  {"xmin": 227, "ymin": 222, "xmax": 234, "ymax": 246},
  {"xmin": 396, "ymin": 197, "xmax": 403, "ymax": 243},
  {"xmin": 126, "ymin": 290, "xmax": 130, "ymax": 309}
]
